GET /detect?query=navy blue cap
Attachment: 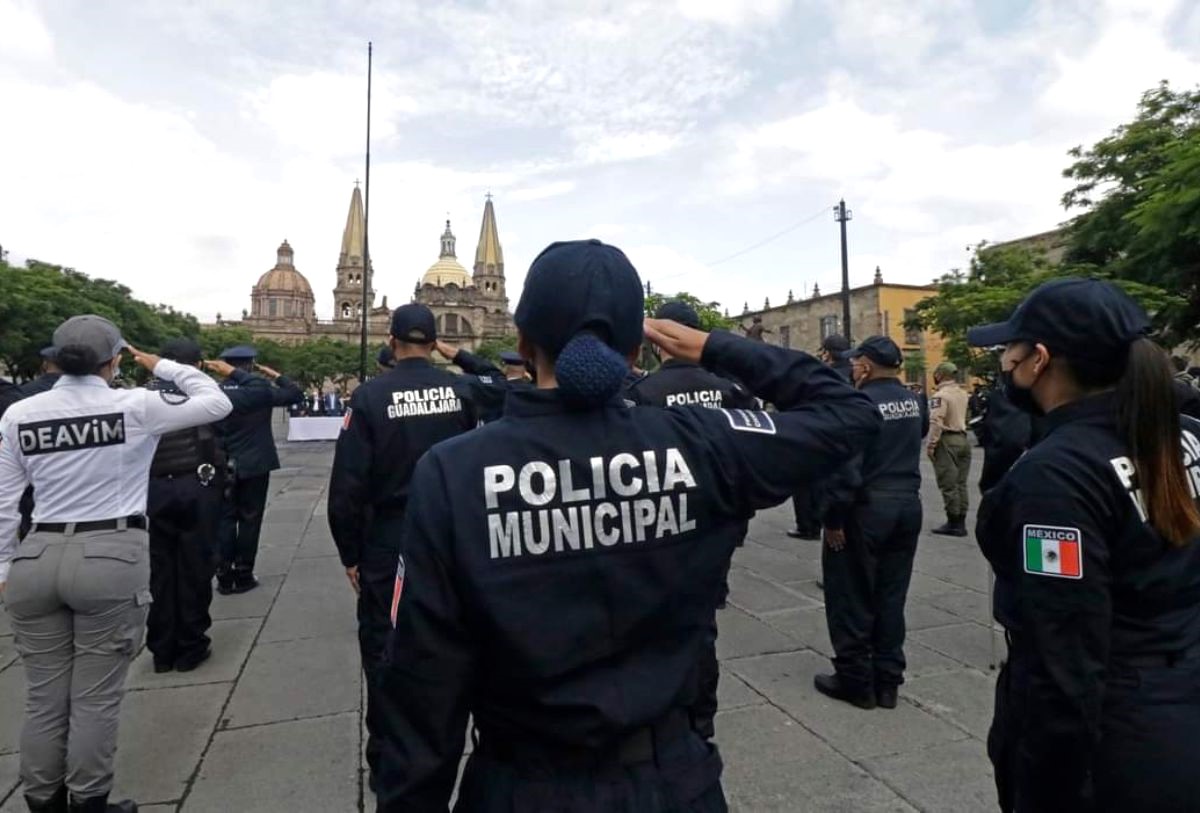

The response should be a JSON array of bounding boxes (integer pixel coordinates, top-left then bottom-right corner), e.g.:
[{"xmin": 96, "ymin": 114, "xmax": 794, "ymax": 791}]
[
  {"xmin": 390, "ymin": 304, "xmax": 437, "ymax": 344},
  {"xmin": 39, "ymin": 346, "xmax": 58, "ymax": 360},
  {"xmin": 376, "ymin": 346, "xmax": 395, "ymax": 368},
  {"xmin": 966, "ymin": 278, "xmax": 1150, "ymax": 361},
  {"xmin": 515, "ymin": 239, "xmax": 644, "ymax": 356},
  {"xmin": 821, "ymin": 334, "xmax": 850, "ymax": 353},
  {"xmin": 655, "ymin": 300, "xmax": 700, "ymax": 329},
  {"xmin": 160, "ymin": 338, "xmax": 203, "ymax": 365},
  {"xmin": 499, "ymin": 351, "xmax": 525, "ymax": 365},
  {"xmin": 219, "ymin": 344, "xmax": 257, "ymax": 361},
  {"xmin": 849, "ymin": 335, "xmax": 902, "ymax": 368}
]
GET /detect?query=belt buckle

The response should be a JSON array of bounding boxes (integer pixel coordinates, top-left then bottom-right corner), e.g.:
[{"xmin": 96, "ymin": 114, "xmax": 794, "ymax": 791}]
[{"xmin": 197, "ymin": 463, "xmax": 216, "ymax": 486}]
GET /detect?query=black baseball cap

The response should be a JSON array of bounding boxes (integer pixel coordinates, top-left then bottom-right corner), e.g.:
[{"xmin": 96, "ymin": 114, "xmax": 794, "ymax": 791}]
[
  {"xmin": 655, "ymin": 300, "xmax": 700, "ymax": 329},
  {"xmin": 515, "ymin": 239, "xmax": 644, "ymax": 357},
  {"xmin": 821, "ymin": 334, "xmax": 850, "ymax": 354},
  {"xmin": 219, "ymin": 344, "xmax": 257, "ymax": 361},
  {"xmin": 849, "ymin": 335, "xmax": 902, "ymax": 368},
  {"xmin": 161, "ymin": 338, "xmax": 203, "ymax": 365},
  {"xmin": 390, "ymin": 304, "xmax": 437, "ymax": 344},
  {"xmin": 966, "ymin": 278, "xmax": 1149, "ymax": 361},
  {"xmin": 500, "ymin": 351, "xmax": 525, "ymax": 366},
  {"xmin": 376, "ymin": 346, "xmax": 395, "ymax": 368}
]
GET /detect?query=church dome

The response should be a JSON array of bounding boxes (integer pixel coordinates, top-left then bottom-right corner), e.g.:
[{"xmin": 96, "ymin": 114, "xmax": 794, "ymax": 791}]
[
  {"xmin": 420, "ymin": 220, "xmax": 473, "ymax": 288},
  {"xmin": 255, "ymin": 241, "xmax": 313, "ymax": 297}
]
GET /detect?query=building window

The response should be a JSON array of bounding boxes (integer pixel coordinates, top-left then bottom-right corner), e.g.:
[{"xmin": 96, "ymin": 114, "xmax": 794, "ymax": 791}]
[
  {"xmin": 459, "ymin": 317, "xmax": 473, "ymax": 336},
  {"xmin": 268, "ymin": 299, "xmax": 277, "ymax": 318},
  {"xmin": 445, "ymin": 314, "xmax": 460, "ymax": 334},
  {"xmin": 905, "ymin": 365, "xmax": 922, "ymax": 385},
  {"xmin": 779, "ymin": 325, "xmax": 791, "ymax": 349},
  {"xmin": 341, "ymin": 302, "xmax": 352, "ymax": 319},
  {"xmin": 819, "ymin": 315, "xmax": 839, "ymax": 340},
  {"xmin": 903, "ymin": 309, "xmax": 922, "ymax": 346}
]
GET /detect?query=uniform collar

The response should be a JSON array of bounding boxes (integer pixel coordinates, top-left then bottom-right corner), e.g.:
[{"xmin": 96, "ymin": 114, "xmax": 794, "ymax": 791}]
[
  {"xmin": 1043, "ymin": 390, "xmax": 1117, "ymax": 434},
  {"xmin": 936, "ymin": 380, "xmax": 960, "ymax": 392},
  {"xmin": 660, "ymin": 359, "xmax": 700, "ymax": 370},
  {"xmin": 503, "ymin": 387, "xmax": 627, "ymax": 418},
  {"xmin": 394, "ymin": 357, "xmax": 434, "ymax": 369},
  {"xmin": 53, "ymin": 375, "xmax": 109, "ymax": 389}
]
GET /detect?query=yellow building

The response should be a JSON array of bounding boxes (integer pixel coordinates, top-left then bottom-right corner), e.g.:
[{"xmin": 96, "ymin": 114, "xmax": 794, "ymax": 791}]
[{"xmin": 740, "ymin": 269, "xmax": 947, "ymax": 391}]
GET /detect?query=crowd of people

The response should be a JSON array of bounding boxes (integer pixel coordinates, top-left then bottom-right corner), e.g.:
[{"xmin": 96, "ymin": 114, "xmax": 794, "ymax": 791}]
[{"xmin": 2, "ymin": 239, "xmax": 1200, "ymax": 812}]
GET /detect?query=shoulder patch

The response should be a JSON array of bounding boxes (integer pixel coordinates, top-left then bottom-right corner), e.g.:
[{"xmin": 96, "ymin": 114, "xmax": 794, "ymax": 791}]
[
  {"xmin": 389, "ymin": 554, "xmax": 406, "ymax": 626},
  {"xmin": 341, "ymin": 408, "xmax": 353, "ymax": 431},
  {"xmin": 929, "ymin": 396, "xmax": 942, "ymax": 409},
  {"xmin": 1022, "ymin": 524, "xmax": 1082, "ymax": 579},
  {"xmin": 159, "ymin": 391, "xmax": 189, "ymax": 406},
  {"xmin": 720, "ymin": 408, "xmax": 777, "ymax": 435},
  {"xmin": 478, "ymin": 375, "xmax": 493, "ymax": 384}
]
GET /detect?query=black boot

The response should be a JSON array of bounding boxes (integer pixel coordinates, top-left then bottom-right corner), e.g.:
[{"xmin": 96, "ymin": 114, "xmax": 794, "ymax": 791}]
[
  {"xmin": 814, "ymin": 673, "xmax": 876, "ymax": 710},
  {"xmin": 68, "ymin": 793, "xmax": 137, "ymax": 813},
  {"xmin": 215, "ymin": 564, "xmax": 235, "ymax": 595},
  {"xmin": 229, "ymin": 565, "xmax": 258, "ymax": 594},
  {"xmin": 931, "ymin": 517, "xmax": 967, "ymax": 537},
  {"xmin": 954, "ymin": 515, "xmax": 969, "ymax": 536},
  {"xmin": 25, "ymin": 786, "xmax": 68, "ymax": 813}
]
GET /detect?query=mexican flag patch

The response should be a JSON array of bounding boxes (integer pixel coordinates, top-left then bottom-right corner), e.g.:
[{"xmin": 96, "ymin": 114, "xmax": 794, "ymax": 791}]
[{"xmin": 1023, "ymin": 525, "xmax": 1082, "ymax": 579}]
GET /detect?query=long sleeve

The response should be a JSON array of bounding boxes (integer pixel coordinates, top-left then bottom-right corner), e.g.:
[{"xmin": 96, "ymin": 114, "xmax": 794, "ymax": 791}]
[
  {"xmin": 695, "ymin": 331, "xmax": 882, "ymax": 517},
  {"xmin": 452, "ymin": 349, "xmax": 502, "ymax": 377},
  {"xmin": 271, "ymin": 375, "xmax": 304, "ymax": 407},
  {"xmin": 141, "ymin": 359, "xmax": 232, "ymax": 436},
  {"xmin": 0, "ymin": 413, "xmax": 31, "ymax": 582},
  {"xmin": 375, "ymin": 456, "xmax": 474, "ymax": 811},
  {"xmin": 926, "ymin": 389, "xmax": 946, "ymax": 449},
  {"xmin": 822, "ymin": 453, "xmax": 863, "ymax": 529},
  {"xmin": 327, "ymin": 388, "xmax": 374, "ymax": 568}
]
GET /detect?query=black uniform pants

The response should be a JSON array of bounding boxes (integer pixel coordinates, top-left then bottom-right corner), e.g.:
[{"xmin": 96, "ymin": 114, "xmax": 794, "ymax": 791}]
[
  {"xmin": 990, "ymin": 649, "xmax": 1200, "ymax": 813},
  {"xmin": 790, "ymin": 484, "xmax": 822, "ymax": 536},
  {"xmin": 450, "ymin": 728, "xmax": 727, "ymax": 813},
  {"xmin": 359, "ymin": 546, "xmax": 400, "ymax": 787},
  {"xmin": 821, "ymin": 494, "xmax": 921, "ymax": 691},
  {"xmin": 691, "ymin": 557, "xmax": 733, "ymax": 741},
  {"xmin": 218, "ymin": 473, "xmax": 270, "ymax": 570},
  {"xmin": 147, "ymin": 475, "xmax": 220, "ymax": 664}
]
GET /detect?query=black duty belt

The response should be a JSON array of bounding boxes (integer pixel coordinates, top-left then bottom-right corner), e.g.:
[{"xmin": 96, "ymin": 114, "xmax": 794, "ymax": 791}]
[
  {"xmin": 33, "ymin": 515, "xmax": 148, "ymax": 533},
  {"xmin": 942, "ymin": 429, "xmax": 967, "ymax": 435},
  {"xmin": 477, "ymin": 709, "xmax": 693, "ymax": 768}
]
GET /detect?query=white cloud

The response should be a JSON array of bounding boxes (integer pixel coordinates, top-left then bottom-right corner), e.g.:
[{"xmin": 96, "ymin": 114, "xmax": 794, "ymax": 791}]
[
  {"xmin": 509, "ymin": 180, "xmax": 576, "ymax": 202},
  {"xmin": 676, "ymin": 0, "xmax": 793, "ymax": 26},
  {"xmin": 0, "ymin": 0, "xmax": 53, "ymax": 63}
]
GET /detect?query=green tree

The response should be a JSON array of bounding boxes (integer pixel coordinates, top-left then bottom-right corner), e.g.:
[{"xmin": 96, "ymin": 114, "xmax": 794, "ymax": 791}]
[
  {"xmin": 1062, "ymin": 81, "xmax": 1200, "ymax": 343},
  {"xmin": 644, "ymin": 291, "xmax": 735, "ymax": 331},
  {"xmin": 473, "ymin": 336, "xmax": 520, "ymax": 365}
]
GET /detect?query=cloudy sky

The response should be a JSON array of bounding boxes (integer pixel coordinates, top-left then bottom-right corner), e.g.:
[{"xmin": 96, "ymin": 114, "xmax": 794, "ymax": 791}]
[{"xmin": 2, "ymin": 0, "xmax": 1198, "ymax": 323}]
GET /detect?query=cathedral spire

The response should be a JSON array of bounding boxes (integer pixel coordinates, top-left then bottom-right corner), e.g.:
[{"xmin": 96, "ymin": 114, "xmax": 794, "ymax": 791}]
[
  {"xmin": 441, "ymin": 220, "xmax": 457, "ymax": 258},
  {"xmin": 340, "ymin": 185, "xmax": 366, "ymax": 267},
  {"xmin": 474, "ymin": 195, "xmax": 504, "ymax": 272}
]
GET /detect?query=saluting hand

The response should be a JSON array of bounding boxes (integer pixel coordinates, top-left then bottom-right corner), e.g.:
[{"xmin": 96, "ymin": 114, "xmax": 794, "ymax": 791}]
[
  {"xmin": 643, "ymin": 318, "xmax": 708, "ymax": 364},
  {"xmin": 202, "ymin": 359, "xmax": 236, "ymax": 378},
  {"xmin": 434, "ymin": 340, "xmax": 457, "ymax": 360},
  {"xmin": 254, "ymin": 363, "xmax": 281, "ymax": 380},
  {"xmin": 126, "ymin": 345, "xmax": 161, "ymax": 372}
]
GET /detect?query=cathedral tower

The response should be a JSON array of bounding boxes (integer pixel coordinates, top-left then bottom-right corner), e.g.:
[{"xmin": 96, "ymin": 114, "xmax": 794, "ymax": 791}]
[
  {"xmin": 333, "ymin": 183, "xmax": 373, "ymax": 322},
  {"xmin": 472, "ymin": 194, "xmax": 510, "ymax": 337}
]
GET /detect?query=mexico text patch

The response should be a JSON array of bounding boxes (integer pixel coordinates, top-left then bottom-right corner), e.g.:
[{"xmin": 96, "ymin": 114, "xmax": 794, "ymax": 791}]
[{"xmin": 1023, "ymin": 524, "xmax": 1082, "ymax": 579}]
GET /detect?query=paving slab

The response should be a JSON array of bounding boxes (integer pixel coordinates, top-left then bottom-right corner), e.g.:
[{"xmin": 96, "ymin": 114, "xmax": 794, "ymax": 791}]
[
  {"xmin": 900, "ymin": 598, "xmax": 963, "ymax": 631},
  {"xmin": 718, "ymin": 705, "xmax": 916, "ymax": 812},
  {"xmin": 903, "ymin": 668, "xmax": 996, "ymax": 740},
  {"xmin": 0, "ymin": 638, "xmax": 15, "ymax": 674},
  {"xmin": 0, "ymin": 753, "xmax": 18, "ymax": 809},
  {"xmin": 127, "ymin": 618, "xmax": 260, "ymax": 690},
  {"xmin": 716, "ymin": 671, "xmax": 764, "ymax": 713},
  {"xmin": 257, "ymin": 558, "xmax": 357, "ymax": 643},
  {"xmin": 732, "ymin": 542, "xmax": 821, "ymax": 584},
  {"xmin": 247, "ymin": 545, "xmax": 295, "ymax": 578},
  {"xmin": 111, "ymin": 683, "xmax": 230, "ymax": 804},
  {"xmin": 208, "ymin": 575, "xmax": 284, "ymax": 621},
  {"xmin": 862, "ymin": 738, "xmax": 996, "ymax": 813},
  {"xmin": 729, "ymin": 651, "xmax": 969, "ymax": 760},
  {"xmin": 0, "ymin": 667, "xmax": 24, "ymax": 755},
  {"xmin": 726, "ymin": 568, "xmax": 819, "ymax": 614},
  {"xmin": 223, "ymin": 636, "xmax": 360, "ymax": 728},
  {"xmin": 911, "ymin": 622, "xmax": 997, "ymax": 672},
  {"xmin": 924, "ymin": 589, "xmax": 992, "ymax": 624},
  {"xmin": 716, "ymin": 607, "xmax": 800, "ymax": 661},
  {"xmin": 182, "ymin": 712, "xmax": 358, "ymax": 813},
  {"xmin": 761, "ymin": 606, "xmax": 833, "ymax": 657}
]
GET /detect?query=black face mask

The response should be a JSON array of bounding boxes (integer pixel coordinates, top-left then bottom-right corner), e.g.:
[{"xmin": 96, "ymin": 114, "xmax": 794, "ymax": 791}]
[{"xmin": 1000, "ymin": 356, "xmax": 1042, "ymax": 415}]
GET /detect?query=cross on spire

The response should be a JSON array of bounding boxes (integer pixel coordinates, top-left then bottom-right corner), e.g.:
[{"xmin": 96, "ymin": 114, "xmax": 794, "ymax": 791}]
[{"xmin": 485, "ymin": 190, "xmax": 493, "ymax": 202}]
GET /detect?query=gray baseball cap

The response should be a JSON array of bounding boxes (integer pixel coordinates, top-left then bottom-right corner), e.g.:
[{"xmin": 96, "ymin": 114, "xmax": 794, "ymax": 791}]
[{"xmin": 52, "ymin": 315, "xmax": 127, "ymax": 363}]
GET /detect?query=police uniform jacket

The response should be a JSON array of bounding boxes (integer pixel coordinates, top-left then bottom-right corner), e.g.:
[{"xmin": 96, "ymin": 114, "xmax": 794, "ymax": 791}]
[
  {"xmin": 0, "ymin": 374, "xmax": 61, "ymax": 420},
  {"xmin": 824, "ymin": 377, "xmax": 927, "ymax": 527},
  {"xmin": 625, "ymin": 359, "xmax": 756, "ymax": 410},
  {"xmin": 375, "ymin": 333, "xmax": 882, "ymax": 808},
  {"xmin": 927, "ymin": 380, "xmax": 969, "ymax": 449},
  {"xmin": 451, "ymin": 349, "xmax": 528, "ymax": 422},
  {"xmin": 145, "ymin": 378, "xmax": 226, "ymax": 478},
  {"xmin": 328, "ymin": 357, "xmax": 482, "ymax": 568},
  {"xmin": 216, "ymin": 369, "xmax": 302, "ymax": 479},
  {"xmin": 977, "ymin": 392, "xmax": 1200, "ymax": 809}
]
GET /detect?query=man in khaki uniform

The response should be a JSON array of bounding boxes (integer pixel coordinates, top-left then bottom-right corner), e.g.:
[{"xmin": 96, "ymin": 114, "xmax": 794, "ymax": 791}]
[{"xmin": 927, "ymin": 361, "xmax": 972, "ymax": 536}]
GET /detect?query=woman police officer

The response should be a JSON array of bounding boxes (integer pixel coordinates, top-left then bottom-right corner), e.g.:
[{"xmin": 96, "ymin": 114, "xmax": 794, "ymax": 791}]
[
  {"xmin": 373, "ymin": 239, "xmax": 882, "ymax": 811},
  {"xmin": 969, "ymin": 279, "xmax": 1200, "ymax": 812},
  {"xmin": 0, "ymin": 315, "xmax": 232, "ymax": 813}
]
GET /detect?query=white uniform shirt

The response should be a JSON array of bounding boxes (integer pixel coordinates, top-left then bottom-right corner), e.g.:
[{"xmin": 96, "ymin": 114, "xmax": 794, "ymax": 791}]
[{"xmin": 0, "ymin": 359, "xmax": 233, "ymax": 581}]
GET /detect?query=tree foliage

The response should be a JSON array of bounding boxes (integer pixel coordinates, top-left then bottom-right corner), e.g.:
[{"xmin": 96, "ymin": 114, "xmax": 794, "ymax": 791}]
[
  {"xmin": 473, "ymin": 336, "xmax": 520, "ymax": 365},
  {"xmin": 644, "ymin": 291, "xmax": 736, "ymax": 331}
]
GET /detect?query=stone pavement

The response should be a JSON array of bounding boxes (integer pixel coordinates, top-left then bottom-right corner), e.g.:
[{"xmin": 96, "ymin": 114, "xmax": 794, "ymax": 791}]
[{"xmin": 0, "ymin": 438, "xmax": 998, "ymax": 812}]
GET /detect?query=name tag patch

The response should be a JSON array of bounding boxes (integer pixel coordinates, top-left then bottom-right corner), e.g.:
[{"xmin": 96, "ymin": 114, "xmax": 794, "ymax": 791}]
[
  {"xmin": 1023, "ymin": 524, "xmax": 1082, "ymax": 579},
  {"xmin": 18, "ymin": 413, "xmax": 126, "ymax": 456},
  {"xmin": 720, "ymin": 409, "xmax": 776, "ymax": 435}
]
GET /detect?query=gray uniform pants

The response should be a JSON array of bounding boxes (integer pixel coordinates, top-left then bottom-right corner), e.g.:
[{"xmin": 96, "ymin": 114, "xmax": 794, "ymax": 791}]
[{"xmin": 3, "ymin": 527, "xmax": 150, "ymax": 801}]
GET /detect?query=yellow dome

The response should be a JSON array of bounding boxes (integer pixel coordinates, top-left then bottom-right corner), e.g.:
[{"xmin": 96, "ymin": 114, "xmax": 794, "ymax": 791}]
[
  {"xmin": 256, "ymin": 266, "xmax": 314, "ymax": 296},
  {"xmin": 421, "ymin": 256, "xmax": 472, "ymax": 288}
]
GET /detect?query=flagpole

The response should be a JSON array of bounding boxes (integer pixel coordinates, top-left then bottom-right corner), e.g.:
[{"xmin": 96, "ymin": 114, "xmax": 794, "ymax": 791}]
[{"xmin": 359, "ymin": 41, "xmax": 373, "ymax": 382}]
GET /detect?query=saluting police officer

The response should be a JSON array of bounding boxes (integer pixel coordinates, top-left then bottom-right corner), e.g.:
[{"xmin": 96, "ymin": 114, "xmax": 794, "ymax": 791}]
[
  {"xmin": 927, "ymin": 361, "xmax": 972, "ymax": 536},
  {"xmin": 144, "ymin": 338, "xmax": 228, "ymax": 674},
  {"xmin": 0, "ymin": 315, "xmax": 231, "ymax": 813},
  {"xmin": 816, "ymin": 336, "xmax": 927, "ymax": 710},
  {"xmin": 208, "ymin": 345, "xmax": 303, "ymax": 594},
  {"xmin": 435, "ymin": 342, "xmax": 525, "ymax": 423},
  {"xmin": 970, "ymin": 279, "xmax": 1200, "ymax": 812},
  {"xmin": 327, "ymin": 304, "xmax": 484, "ymax": 792},
  {"xmin": 373, "ymin": 240, "xmax": 881, "ymax": 811}
]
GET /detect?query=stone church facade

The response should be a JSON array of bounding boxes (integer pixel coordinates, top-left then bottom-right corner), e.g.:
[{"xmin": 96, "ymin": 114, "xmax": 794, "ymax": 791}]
[{"xmin": 225, "ymin": 186, "xmax": 514, "ymax": 350}]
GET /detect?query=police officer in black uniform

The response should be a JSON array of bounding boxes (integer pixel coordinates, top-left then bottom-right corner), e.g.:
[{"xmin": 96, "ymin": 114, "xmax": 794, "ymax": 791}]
[
  {"xmin": 0, "ymin": 348, "xmax": 63, "ymax": 541},
  {"xmin": 788, "ymin": 334, "xmax": 852, "ymax": 540},
  {"xmin": 815, "ymin": 336, "xmax": 927, "ymax": 710},
  {"xmin": 434, "ymin": 342, "xmax": 524, "ymax": 424},
  {"xmin": 145, "ymin": 338, "xmax": 227, "ymax": 673},
  {"xmin": 328, "ymin": 304, "xmax": 484, "ymax": 791},
  {"xmin": 373, "ymin": 239, "xmax": 881, "ymax": 811},
  {"xmin": 209, "ymin": 345, "xmax": 303, "ymax": 594},
  {"xmin": 627, "ymin": 299, "xmax": 758, "ymax": 740},
  {"xmin": 976, "ymin": 382, "xmax": 1039, "ymax": 494},
  {"xmin": 970, "ymin": 278, "xmax": 1200, "ymax": 812}
]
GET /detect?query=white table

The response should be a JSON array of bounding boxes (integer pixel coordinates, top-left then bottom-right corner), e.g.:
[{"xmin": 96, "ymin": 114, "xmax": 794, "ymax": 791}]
[{"xmin": 287, "ymin": 416, "xmax": 344, "ymax": 441}]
